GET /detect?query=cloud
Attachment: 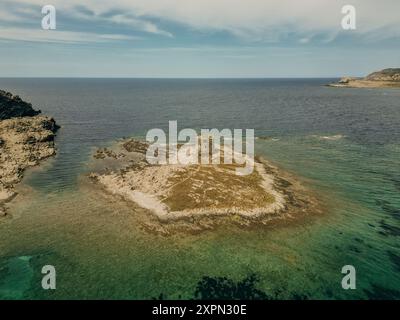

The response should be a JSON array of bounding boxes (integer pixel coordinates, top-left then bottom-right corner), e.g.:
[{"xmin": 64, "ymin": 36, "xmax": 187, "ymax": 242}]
[
  {"xmin": 0, "ymin": 10, "xmax": 26, "ymax": 23},
  {"xmin": 1, "ymin": 0, "xmax": 400, "ymax": 43},
  {"xmin": 107, "ymin": 14, "xmax": 173, "ymax": 37},
  {"xmin": 81, "ymin": 0, "xmax": 400, "ymax": 41},
  {"xmin": 71, "ymin": 5, "xmax": 173, "ymax": 38},
  {"xmin": 0, "ymin": 27, "xmax": 139, "ymax": 44},
  {"xmin": 0, "ymin": 0, "xmax": 173, "ymax": 42}
]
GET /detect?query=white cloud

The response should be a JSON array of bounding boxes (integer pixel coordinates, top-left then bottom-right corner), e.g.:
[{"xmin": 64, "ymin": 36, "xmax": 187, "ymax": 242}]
[
  {"xmin": 299, "ymin": 38, "xmax": 311, "ymax": 44},
  {"xmin": 70, "ymin": 7, "xmax": 173, "ymax": 38},
  {"xmin": 0, "ymin": 27, "xmax": 139, "ymax": 44},
  {"xmin": 104, "ymin": 14, "xmax": 172, "ymax": 37}
]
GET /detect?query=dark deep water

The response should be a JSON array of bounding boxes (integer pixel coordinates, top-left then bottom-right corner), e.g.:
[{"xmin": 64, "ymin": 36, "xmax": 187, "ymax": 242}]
[{"xmin": 0, "ymin": 78, "xmax": 399, "ymax": 299}]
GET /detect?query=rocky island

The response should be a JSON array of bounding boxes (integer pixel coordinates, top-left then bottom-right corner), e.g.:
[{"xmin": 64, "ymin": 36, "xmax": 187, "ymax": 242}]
[
  {"xmin": 89, "ymin": 138, "xmax": 318, "ymax": 233},
  {"xmin": 0, "ymin": 90, "xmax": 59, "ymax": 217},
  {"xmin": 328, "ymin": 68, "xmax": 400, "ymax": 88}
]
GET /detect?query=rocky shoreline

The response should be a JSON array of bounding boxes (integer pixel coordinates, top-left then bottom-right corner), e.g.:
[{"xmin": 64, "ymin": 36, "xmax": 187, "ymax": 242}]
[
  {"xmin": 328, "ymin": 68, "xmax": 400, "ymax": 88},
  {"xmin": 0, "ymin": 90, "xmax": 59, "ymax": 217}
]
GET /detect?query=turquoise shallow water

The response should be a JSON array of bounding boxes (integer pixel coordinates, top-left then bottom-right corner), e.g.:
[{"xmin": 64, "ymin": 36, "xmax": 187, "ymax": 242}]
[{"xmin": 0, "ymin": 79, "xmax": 399, "ymax": 299}]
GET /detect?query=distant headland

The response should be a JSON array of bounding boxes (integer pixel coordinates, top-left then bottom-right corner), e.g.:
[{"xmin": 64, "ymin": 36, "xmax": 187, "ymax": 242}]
[{"xmin": 328, "ymin": 68, "xmax": 400, "ymax": 88}]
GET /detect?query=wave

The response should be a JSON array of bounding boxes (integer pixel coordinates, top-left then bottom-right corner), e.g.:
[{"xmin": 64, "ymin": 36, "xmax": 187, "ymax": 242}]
[
  {"xmin": 311, "ymin": 134, "xmax": 345, "ymax": 141},
  {"xmin": 256, "ymin": 136, "xmax": 280, "ymax": 141}
]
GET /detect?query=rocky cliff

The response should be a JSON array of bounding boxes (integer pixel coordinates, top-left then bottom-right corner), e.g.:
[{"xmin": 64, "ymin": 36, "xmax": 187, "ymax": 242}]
[
  {"xmin": 365, "ymin": 68, "xmax": 400, "ymax": 82},
  {"xmin": 0, "ymin": 91, "xmax": 59, "ymax": 217},
  {"xmin": 0, "ymin": 90, "xmax": 41, "ymax": 120}
]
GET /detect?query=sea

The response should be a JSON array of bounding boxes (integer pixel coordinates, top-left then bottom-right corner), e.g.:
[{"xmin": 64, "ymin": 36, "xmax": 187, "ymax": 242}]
[{"xmin": 0, "ymin": 78, "xmax": 399, "ymax": 299}]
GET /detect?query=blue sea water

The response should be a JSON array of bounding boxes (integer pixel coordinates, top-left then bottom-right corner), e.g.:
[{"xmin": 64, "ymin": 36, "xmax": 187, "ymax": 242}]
[{"xmin": 0, "ymin": 78, "xmax": 399, "ymax": 299}]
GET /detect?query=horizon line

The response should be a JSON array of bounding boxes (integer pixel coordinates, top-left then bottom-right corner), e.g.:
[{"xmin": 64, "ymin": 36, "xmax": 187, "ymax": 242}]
[{"xmin": 0, "ymin": 76, "xmax": 342, "ymax": 79}]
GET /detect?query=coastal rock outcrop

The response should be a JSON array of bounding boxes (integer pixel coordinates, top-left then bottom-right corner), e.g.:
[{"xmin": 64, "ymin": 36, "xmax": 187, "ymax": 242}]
[
  {"xmin": 0, "ymin": 90, "xmax": 41, "ymax": 120},
  {"xmin": 0, "ymin": 91, "xmax": 59, "ymax": 217},
  {"xmin": 329, "ymin": 68, "xmax": 400, "ymax": 88}
]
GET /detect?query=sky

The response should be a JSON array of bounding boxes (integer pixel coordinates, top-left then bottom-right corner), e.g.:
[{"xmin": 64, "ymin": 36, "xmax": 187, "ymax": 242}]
[{"xmin": 0, "ymin": 0, "xmax": 399, "ymax": 78}]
